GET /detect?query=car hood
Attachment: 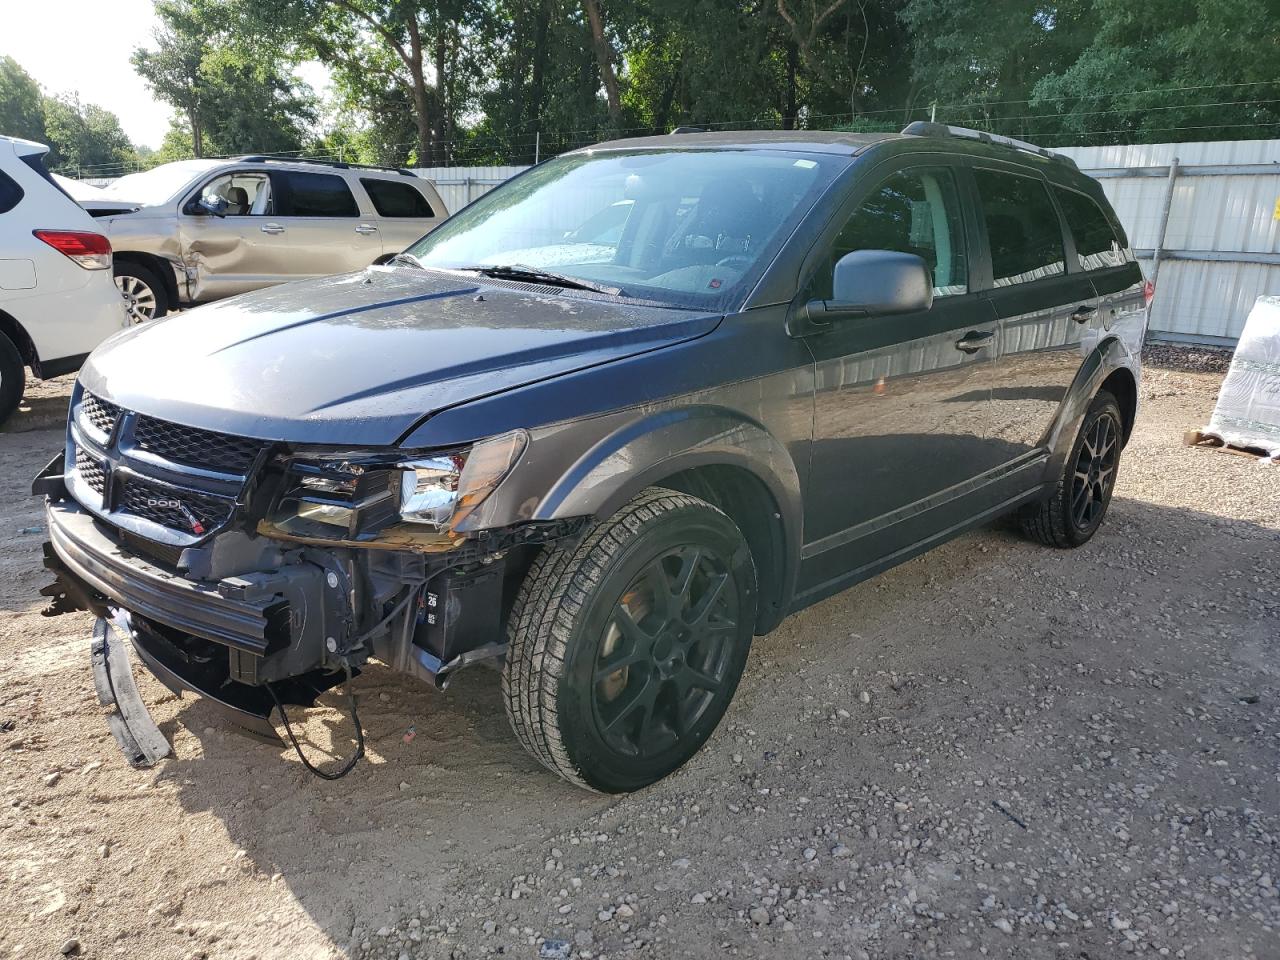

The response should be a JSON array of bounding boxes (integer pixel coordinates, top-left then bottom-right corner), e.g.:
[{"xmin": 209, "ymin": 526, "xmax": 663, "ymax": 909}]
[{"xmin": 81, "ymin": 269, "xmax": 720, "ymax": 446}]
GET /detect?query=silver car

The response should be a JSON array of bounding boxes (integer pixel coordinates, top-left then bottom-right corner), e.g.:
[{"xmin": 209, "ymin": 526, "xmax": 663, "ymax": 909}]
[{"xmin": 84, "ymin": 157, "xmax": 447, "ymax": 322}]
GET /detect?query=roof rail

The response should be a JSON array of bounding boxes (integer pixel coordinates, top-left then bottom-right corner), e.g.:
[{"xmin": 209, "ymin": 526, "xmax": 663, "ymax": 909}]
[
  {"xmin": 900, "ymin": 121, "xmax": 1077, "ymax": 168},
  {"xmin": 231, "ymin": 155, "xmax": 417, "ymax": 176}
]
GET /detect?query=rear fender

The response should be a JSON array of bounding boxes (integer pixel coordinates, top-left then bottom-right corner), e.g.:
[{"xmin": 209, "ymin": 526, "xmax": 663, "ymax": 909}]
[{"xmin": 1044, "ymin": 334, "xmax": 1139, "ymax": 478}]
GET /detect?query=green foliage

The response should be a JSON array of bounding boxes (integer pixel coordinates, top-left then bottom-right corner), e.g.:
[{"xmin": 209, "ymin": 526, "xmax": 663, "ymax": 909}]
[
  {"xmin": 133, "ymin": 0, "xmax": 317, "ymax": 158},
  {"xmin": 0, "ymin": 56, "xmax": 47, "ymax": 143},
  {"xmin": 41, "ymin": 96, "xmax": 136, "ymax": 169},
  {"xmin": 1030, "ymin": 0, "xmax": 1280, "ymax": 144}
]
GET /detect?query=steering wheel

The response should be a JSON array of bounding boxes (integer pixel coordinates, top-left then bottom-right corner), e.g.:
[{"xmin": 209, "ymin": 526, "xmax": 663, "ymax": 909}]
[{"xmin": 714, "ymin": 255, "xmax": 752, "ymax": 271}]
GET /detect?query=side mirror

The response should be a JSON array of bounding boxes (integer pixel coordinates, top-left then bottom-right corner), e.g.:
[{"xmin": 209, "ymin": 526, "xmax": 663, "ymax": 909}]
[
  {"xmin": 196, "ymin": 195, "xmax": 228, "ymax": 217},
  {"xmin": 802, "ymin": 250, "xmax": 933, "ymax": 327}
]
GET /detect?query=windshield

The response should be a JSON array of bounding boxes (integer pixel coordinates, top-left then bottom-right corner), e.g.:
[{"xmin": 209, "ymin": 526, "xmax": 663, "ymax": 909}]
[
  {"xmin": 406, "ymin": 149, "xmax": 840, "ymax": 307},
  {"xmin": 97, "ymin": 161, "xmax": 217, "ymax": 205}
]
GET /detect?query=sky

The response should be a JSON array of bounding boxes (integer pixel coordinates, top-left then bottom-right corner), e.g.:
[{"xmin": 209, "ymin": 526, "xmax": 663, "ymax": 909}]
[{"xmin": 0, "ymin": 0, "xmax": 330, "ymax": 151}]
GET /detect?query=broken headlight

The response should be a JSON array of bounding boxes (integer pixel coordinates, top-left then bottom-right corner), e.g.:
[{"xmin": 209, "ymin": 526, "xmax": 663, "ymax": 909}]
[{"xmin": 265, "ymin": 430, "xmax": 528, "ymax": 545}]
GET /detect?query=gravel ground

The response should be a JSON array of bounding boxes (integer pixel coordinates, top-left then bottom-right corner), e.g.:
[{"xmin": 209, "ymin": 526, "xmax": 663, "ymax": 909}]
[{"xmin": 2, "ymin": 355, "xmax": 1277, "ymax": 960}]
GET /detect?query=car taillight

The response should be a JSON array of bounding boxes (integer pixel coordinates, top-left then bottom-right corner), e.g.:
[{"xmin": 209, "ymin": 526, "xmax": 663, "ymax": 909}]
[
  {"xmin": 33, "ymin": 230, "xmax": 112, "ymax": 270},
  {"xmin": 1142, "ymin": 279, "xmax": 1155, "ymax": 307}
]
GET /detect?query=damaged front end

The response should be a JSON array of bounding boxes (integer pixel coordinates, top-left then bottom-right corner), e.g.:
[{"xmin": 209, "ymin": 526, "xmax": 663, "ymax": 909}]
[{"xmin": 36, "ymin": 387, "xmax": 584, "ymax": 766}]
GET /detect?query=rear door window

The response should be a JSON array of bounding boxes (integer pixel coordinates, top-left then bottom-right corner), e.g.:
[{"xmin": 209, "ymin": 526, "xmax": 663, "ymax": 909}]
[
  {"xmin": 974, "ymin": 169, "xmax": 1066, "ymax": 286},
  {"xmin": 0, "ymin": 170, "xmax": 23, "ymax": 214},
  {"xmin": 274, "ymin": 171, "xmax": 358, "ymax": 217},
  {"xmin": 360, "ymin": 178, "xmax": 435, "ymax": 217},
  {"xmin": 1054, "ymin": 187, "xmax": 1129, "ymax": 270}
]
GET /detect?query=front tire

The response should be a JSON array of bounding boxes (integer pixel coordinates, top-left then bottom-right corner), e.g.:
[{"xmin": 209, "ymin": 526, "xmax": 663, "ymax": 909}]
[
  {"xmin": 113, "ymin": 262, "xmax": 169, "ymax": 323},
  {"xmin": 1020, "ymin": 389, "xmax": 1123, "ymax": 548},
  {"xmin": 0, "ymin": 332, "xmax": 25, "ymax": 427},
  {"xmin": 503, "ymin": 488, "xmax": 757, "ymax": 792}
]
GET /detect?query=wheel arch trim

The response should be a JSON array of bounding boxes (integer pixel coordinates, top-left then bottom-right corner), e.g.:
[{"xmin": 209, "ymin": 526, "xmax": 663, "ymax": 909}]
[
  {"xmin": 510, "ymin": 403, "xmax": 805, "ymax": 632},
  {"xmin": 1044, "ymin": 335, "xmax": 1139, "ymax": 477}
]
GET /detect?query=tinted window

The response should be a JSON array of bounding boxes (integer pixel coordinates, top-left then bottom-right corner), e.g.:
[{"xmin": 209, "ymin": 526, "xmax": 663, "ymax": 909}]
[
  {"xmin": 826, "ymin": 167, "xmax": 968, "ymax": 297},
  {"xmin": 276, "ymin": 172, "xmax": 358, "ymax": 217},
  {"xmin": 361, "ymin": 178, "xmax": 435, "ymax": 217},
  {"xmin": 0, "ymin": 170, "xmax": 23, "ymax": 214},
  {"xmin": 1055, "ymin": 187, "xmax": 1128, "ymax": 270},
  {"xmin": 974, "ymin": 169, "xmax": 1065, "ymax": 286}
]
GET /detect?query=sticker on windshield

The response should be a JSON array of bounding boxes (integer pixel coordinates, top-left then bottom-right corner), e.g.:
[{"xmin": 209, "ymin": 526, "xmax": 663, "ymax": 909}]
[{"xmin": 793, "ymin": 159, "xmax": 817, "ymax": 169}]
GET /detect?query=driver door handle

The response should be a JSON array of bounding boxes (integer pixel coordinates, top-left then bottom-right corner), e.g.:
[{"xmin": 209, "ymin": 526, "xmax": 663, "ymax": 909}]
[
  {"xmin": 355, "ymin": 223, "xmax": 378, "ymax": 235},
  {"xmin": 954, "ymin": 330, "xmax": 994, "ymax": 354},
  {"xmin": 260, "ymin": 223, "xmax": 285, "ymax": 235}
]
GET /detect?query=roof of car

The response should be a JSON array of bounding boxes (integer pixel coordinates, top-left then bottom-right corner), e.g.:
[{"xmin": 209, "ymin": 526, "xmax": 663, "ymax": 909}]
[{"xmin": 581, "ymin": 129, "xmax": 897, "ymax": 156}]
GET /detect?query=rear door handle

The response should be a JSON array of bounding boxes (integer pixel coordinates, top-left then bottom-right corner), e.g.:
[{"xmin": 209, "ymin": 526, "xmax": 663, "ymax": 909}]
[
  {"xmin": 954, "ymin": 330, "xmax": 994, "ymax": 354},
  {"xmin": 260, "ymin": 223, "xmax": 285, "ymax": 235},
  {"xmin": 355, "ymin": 223, "xmax": 378, "ymax": 235},
  {"xmin": 1071, "ymin": 304, "xmax": 1098, "ymax": 324}
]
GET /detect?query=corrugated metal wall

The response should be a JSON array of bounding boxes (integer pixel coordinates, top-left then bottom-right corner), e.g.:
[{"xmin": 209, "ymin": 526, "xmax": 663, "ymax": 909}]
[
  {"xmin": 412, "ymin": 165, "xmax": 530, "ymax": 215},
  {"xmin": 1056, "ymin": 140, "xmax": 1280, "ymax": 344}
]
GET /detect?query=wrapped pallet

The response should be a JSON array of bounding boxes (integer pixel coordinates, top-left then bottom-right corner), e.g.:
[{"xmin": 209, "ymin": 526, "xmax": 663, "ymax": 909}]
[{"xmin": 1201, "ymin": 296, "xmax": 1280, "ymax": 461}]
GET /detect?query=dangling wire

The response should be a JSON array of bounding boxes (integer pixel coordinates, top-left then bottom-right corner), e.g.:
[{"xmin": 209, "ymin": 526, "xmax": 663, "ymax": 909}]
[
  {"xmin": 264, "ymin": 586, "xmax": 420, "ymax": 780},
  {"xmin": 268, "ymin": 661, "xmax": 365, "ymax": 780}
]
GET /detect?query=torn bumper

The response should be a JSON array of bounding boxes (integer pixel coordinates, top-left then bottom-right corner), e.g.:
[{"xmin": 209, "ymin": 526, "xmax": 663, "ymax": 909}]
[{"xmin": 45, "ymin": 497, "xmax": 347, "ymax": 737}]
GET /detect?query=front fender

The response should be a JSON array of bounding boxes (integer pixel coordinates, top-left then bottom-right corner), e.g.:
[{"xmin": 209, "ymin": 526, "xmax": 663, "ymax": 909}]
[
  {"xmin": 461, "ymin": 401, "xmax": 806, "ymax": 620},
  {"xmin": 544, "ymin": 404, "xmax": 801, "ymax": 520}
]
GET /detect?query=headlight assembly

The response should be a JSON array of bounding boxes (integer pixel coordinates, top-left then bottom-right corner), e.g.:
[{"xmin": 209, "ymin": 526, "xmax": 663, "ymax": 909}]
[{"xmin": 263, "ymin": 430, "xmax": 528, "ymax": 549}]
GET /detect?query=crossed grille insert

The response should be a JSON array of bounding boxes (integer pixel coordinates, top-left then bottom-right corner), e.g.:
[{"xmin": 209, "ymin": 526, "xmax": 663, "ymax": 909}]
[
  {"xmin": 80, "ymin": 393, "xmax": 121, "ymax": 435},
  {"xmin": 133, "ymin": 415, "xmax": 263, "ymax": 474}
]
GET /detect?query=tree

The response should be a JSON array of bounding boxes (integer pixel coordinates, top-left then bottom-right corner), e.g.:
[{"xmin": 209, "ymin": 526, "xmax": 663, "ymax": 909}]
[
  {"xmin": 1031, "ymin": 0, "xmax": 1280, "ymax": 145},
  {"xmin": 0, "ymin": 56, "xmax": 47, "ymax": 143},
  {"xmin": 133, "ymin": 0, "xmax": 317, "ymax": 158},
  {"xmin": 132, "ymin": 0, "xmax": 209, "ymax": 155},
  {"xmin": 581, "ymin": 0, "xmax": 622, "ymax": 124},
  {"xmin": 41, "ymin": 95, "xmax": 135, "ymax": 171}
]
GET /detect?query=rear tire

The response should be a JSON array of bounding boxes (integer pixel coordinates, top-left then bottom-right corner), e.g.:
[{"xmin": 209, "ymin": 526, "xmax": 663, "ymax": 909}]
[
  {"xmin": 502, "ymin": 488, "xmax": 756, "ymax": 792},
  {"xmin": 1020, "ymin": 389, "xmax": 1123, "ymax": 548},
  {"xmin": 114, "ymin": 262, "xmax": 169, "ymax": 323},
  {"xmin": 0, "ymin": 333, "xmax": 25, "ymax": 428}
]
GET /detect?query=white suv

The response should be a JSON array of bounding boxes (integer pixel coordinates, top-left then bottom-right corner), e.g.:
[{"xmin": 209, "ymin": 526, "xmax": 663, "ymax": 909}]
[{"xmin": 0, "ymin": 136, "xmax": 126, "ymax": 426}]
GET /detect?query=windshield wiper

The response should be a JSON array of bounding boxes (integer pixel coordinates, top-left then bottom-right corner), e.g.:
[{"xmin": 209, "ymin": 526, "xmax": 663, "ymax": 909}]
[
  {"xmin": 389, "ymin": 252, "xmax": 425, "ymax": 269},
  {"xmin": 461, "ymin": 263, "xmax": 623, "ymax": 297}
]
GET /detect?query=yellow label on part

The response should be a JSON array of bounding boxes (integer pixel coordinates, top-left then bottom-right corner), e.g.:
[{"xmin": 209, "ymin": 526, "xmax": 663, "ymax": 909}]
[{"xmin": 1274, "ymin": 196, "xmax": 1280, "ymax": 221}]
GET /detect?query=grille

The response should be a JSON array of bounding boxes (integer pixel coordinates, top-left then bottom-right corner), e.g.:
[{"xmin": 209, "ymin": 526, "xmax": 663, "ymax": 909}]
[
  {"xmin": 133, "ymin": 416, "xmax": 263, "ymax": 474},
  {"xmin": 117, "ymin": 474, "xmax": 236, "ymax": 534},
  {"xmin": 75, "ymin": 447, "xmax": 106, "ymax": 494},
  {"xmin": 81, "ymin": 393, "xmax": 121, "ymax": 434}
]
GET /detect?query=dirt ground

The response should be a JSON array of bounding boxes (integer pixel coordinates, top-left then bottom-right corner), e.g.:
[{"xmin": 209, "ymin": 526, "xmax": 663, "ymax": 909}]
[{"xmin": 2, "ymin": 359, "xmax": 1277, "ymax": 960}]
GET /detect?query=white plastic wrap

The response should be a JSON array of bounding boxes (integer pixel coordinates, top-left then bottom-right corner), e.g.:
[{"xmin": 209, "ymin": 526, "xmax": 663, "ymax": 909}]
[{"xmin": 1204, "ymin": 295, "xmax": 1280, "ymax": 461}]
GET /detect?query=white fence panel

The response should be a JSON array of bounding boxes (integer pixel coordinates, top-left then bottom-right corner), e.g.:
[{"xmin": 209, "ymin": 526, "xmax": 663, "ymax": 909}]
[{"xmin": 413, "ymin": 165, "xmax": 529, "ymax": 214}]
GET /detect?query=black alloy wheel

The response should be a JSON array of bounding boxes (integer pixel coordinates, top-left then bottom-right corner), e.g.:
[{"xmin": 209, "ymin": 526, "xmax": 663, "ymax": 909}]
[
  {"xmin": 503, "ymin": 488, "xmax": 756, "ymax": 792},
  {"xmin": 591, "ymin": 544, "xmax": 740, "ymax": 759}
]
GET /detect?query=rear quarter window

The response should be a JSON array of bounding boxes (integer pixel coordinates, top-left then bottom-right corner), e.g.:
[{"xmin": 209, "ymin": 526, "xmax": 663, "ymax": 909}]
[
  {"xmin": 361, "ymin": 178, "xmax": 435, "ymax": 217},
  {"xmin": 1055, "ymin": 187, "xmax": 1130, "ymax": 270},
  {"xmin": 974, "ymin": 168, "xmax": 1066, "ymax": 286},
  {"xmin": 0, "ymin": 169, "xmax": 23, "ymax": 214},
  {"xmin": 275, "ymin": 171, "xmax": 358, "ymax": 217}
]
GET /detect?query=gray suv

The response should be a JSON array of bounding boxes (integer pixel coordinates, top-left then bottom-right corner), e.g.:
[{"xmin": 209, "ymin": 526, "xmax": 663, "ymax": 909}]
[
  {"xmin": 83, "ymin": 157, "xmax": 447, "ymax": 322},
  {"xmin": 36, "ymin": 124, "xmax": 1148, "ymax": 792}
]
